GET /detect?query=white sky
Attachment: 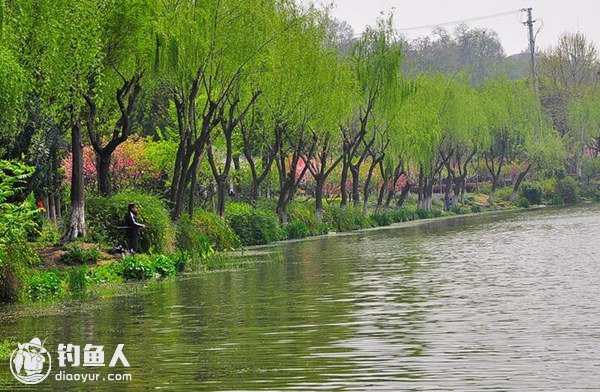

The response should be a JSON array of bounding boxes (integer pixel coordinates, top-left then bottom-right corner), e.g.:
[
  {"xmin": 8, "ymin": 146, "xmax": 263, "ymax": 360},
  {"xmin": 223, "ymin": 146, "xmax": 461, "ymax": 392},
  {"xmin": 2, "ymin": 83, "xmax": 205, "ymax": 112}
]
[{"xmin": 322, "ymin": 0, "xmax": 600, "ymax": 55}]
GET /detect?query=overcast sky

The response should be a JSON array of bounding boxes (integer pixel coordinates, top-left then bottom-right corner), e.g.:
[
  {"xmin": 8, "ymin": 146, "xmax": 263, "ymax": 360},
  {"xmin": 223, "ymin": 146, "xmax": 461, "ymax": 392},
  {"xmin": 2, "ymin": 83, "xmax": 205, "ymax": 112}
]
[{"xmin": 323, "ymin": 0, "xmax": 600, "ymax": 55}]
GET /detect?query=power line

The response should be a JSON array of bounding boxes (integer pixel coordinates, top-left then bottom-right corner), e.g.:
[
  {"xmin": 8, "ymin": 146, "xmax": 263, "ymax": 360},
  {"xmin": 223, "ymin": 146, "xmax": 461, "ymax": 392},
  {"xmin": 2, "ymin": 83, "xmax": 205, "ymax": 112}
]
[{"xmin": 396, "ymin": 9, "xmax": 521, "ymax": 32}]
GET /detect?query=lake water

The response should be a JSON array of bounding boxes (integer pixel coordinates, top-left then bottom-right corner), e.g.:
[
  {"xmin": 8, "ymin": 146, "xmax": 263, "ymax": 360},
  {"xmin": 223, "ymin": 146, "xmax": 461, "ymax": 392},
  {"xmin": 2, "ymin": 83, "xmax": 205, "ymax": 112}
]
[{"xmin": 2, "ymin": 205, "xmax": 600, "ymax": 391}]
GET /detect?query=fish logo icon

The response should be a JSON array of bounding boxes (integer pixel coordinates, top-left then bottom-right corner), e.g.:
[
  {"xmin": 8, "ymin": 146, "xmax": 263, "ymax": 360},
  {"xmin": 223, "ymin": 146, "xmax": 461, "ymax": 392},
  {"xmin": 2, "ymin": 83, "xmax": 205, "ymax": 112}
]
[{"xmin": 10, "ymin": 337, "xmax": 52, "ymax": 384}]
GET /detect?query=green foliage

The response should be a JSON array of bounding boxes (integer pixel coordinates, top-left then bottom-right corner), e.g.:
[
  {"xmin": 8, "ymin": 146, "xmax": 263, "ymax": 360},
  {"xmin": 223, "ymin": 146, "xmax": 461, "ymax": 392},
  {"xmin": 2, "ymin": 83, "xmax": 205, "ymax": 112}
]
[
  {"xmin": 286, "ymin": 220, "xmax": 311, "ymax": 239},
  {"xmin": 61, "ymin": 244, "xmax": 101, "ymax": 265},
  {"xmin": 121, "ymin": 253, "xmax": 182, "ymax": 280},
  {"xmin": 37, "ymin": 220, "xmax": 60, "ymax": 245},
  {"xmin": 324, "ymin": 206, "xmax": 373, "ymax": 232},
  {"xmin": 556, "ymin": 177, "xmax": 580, "ymax": 204},
  {"xmin": 370, "ymin": 211, "xmax": 394, "ymax": 226},
  {"xmin": 178, "ymin": 210, "xmax": 239, "ymax": 251},
  {"xmin": 0, "ymin": 340, "xmax": 18, "ymax": 361},
  {"xmin": 389, "ymin": 208, "xmax": 418, "ymax": 222},
  {"xmin": 520, "ymin": 181, "xmax": 543, "ymax": 205},
  {"xmin": 67, "ymin": 267, "xmax": 88, "ymax": 294},
  {"xmin": 25, "ymin": 271, "xmax": 64, "ymax": 301},
  {"xmin": 0, "ymin": 160, "xmax": 39, "ymax": 301},
  {"xmin": 470, "ymin": 205, "xmax": 483, "ymax": 213},
  {"xmin": 494, "ymin": 187, "xmax": 513, "ymax": 202},
  {"xmin": 86, "ymin": 262, "xmax": 124, "ymax": 284},
  {"xmin": 226, "ymin": 202, "xmax": 284, "ymax": 246},
  {"xmin": 287, "ymin": 202, "xmax": 319, "ymax": 235},
  {"xmin": 515, "ymin": 196, "xmax": 530, "ymax": 208},
  {"xmin": 175, "ymin": 218, "xmax": 216, "ymax": 262},
  {"xmin": 87, "ymin": 190, "xmax": 173, "ymax": 253},
  {"xmin": 121, "ymin": 254, "xmax": 155, "ymax": 280}
]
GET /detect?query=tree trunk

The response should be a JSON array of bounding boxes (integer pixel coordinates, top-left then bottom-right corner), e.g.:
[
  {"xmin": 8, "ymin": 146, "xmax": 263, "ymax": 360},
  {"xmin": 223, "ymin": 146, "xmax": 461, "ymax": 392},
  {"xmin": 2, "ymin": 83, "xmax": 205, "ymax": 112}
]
[
  {"xmin": 315, "ymin": 176, "xmax": 324, "ymax": 222},
  {"xmin": 62, "ymin": 119, "xmax": 86, "ymax": 241},
  {"xmin": 96, "ymin": 152, "xmax": 111, "ymax": 196},
  {"xmin": 340, "ymin": 158, "xmax": 349, "ymax": 206},
  {"xmin": 396, "ymin": 180, "xmax": 410, "ymax": 209},
  {"xmin": 509, "ymin": 164, "xmax": 531, "ymax": 202},
  {"xmin": 351, "ymin": 165, "xmax": 360, "ymax": 208}
]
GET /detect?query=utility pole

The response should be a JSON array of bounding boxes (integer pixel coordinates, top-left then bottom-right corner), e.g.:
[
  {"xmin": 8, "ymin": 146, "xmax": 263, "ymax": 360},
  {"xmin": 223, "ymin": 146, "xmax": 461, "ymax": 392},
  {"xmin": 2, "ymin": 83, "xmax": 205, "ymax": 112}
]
[
  {"xmin": 521, "ymin": 7, "xmax": 537, "ymax": 81},
  {"xmin": 522, "ymin": 7, "xmax": 541, "ymax": 138}
]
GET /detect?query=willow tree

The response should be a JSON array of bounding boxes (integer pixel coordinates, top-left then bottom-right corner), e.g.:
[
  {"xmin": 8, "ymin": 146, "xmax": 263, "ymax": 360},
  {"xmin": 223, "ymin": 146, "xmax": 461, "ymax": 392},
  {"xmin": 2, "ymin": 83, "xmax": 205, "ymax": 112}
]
[
  {"xmin": 438, "ymin": 78, "xmax": 488, "ymax": 206},
  {"xmin": 481, "ymin": 78, "xmax": 539, "ymax": 205},
  {"xmin": 569, "ymin": 89, "xmax": 600, "ymax": 158},
  {"xmin": 305, "ymin": 47, "xmax": 357, "ymax": 221},
  {"xmin": 341, "ymin": 14, "xmax": 403, "ymax": 207},
  {"xmin": 156, "ymin": 0, "xmax": 278, "ymax": 218},
  {"xmin": 395, "ymin": 74, "xmax": 455, "ymax": 210},
  {"xmin": 84, "ymin": 0, "xmax": 157, "ymax": 195},
  {"xmin": 0, "ymin": 19, "xmax": 26, "ymax": 153},
  {"xmin": 37, "ymin": 0, "xmax": 105, "ymax": 240}
]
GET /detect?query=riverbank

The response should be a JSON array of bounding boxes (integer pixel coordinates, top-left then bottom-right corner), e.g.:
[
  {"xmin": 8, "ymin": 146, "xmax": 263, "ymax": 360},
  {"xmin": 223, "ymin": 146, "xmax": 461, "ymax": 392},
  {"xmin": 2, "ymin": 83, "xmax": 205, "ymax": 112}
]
[{"xmin": 18, "ymin": 201, "xmax": 547, "ymax": 304}]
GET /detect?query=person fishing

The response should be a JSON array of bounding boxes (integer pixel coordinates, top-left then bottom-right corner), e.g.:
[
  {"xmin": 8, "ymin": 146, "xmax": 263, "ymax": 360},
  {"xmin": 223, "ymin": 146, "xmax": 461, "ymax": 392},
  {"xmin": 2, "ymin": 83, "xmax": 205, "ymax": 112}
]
[{"xmin": 124, "ymin": 202, "xmax": 146, "ymax": 253}]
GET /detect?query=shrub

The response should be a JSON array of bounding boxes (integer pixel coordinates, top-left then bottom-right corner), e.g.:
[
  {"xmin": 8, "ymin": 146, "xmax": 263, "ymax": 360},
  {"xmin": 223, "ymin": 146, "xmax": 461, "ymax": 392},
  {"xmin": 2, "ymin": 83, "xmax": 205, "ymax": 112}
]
[
  {"xmin": 226, "ymin": 202, "xmax": 284, "ymax": 246},
  {"xmin": 323, "ymin": 205, "xmax": 371, "ymax": 232},
  {"xmin": 25, "ymin": 271, "xmax": 64, "ymax": 301},
  {"xmin": 520, "ymin": 181, "xmax": 543, "ymax": 205},
  {"xmin": 470, "ymin": 205, "xmax": 482, "ymax": 213},
  {"xmin": 67, "ymin": 267, "xmax": 88, "ymax": 294},
  {"xmin": 177, "ymin": 210, "xmax": 239, "ymax": 252},
  {"xmin": 121, "ymin": 254, "xmax": 155, "ymax": 280},
  {"xmin": 556, "ymin": 177, "xmax": 580, "ymax": 204},
  {"xmin": 494, "ymin": 187, "xmax": 513, "ymax": 202},
  {"xmin": 287, "ymin": 202, "xmax": 319, "ymax": 235},
  {"xmin": 36, "ymin": 220, "xmax": 60, "ymax": 245},
  {"xmin": 87, "ymin": 190, "xmax": 173, "ymax": 253},
  {"xmin": 370, "ymin": 211, "xmax": 394, "ymax": 226},
  {"xmin": 150, "ymin": 254, "xmax": 178, "ymax": 277},
  {"xmin": 61, "ymin": 244, "xmax": 101, "ymax": 265},
  {"xmin": 515, "ymin": 196, "xmax": 530, "ymax": 208},
  {"xmin": 121, "ymin": 253, "xmax": 182, "ymax": 280},
  {"xmin": 175, "ymin": 222, "xmax": 215, "ymax": 262},
  {"xmin": 87, "ymin": 262, "xmax": 124, "ymax": 284},
  {"xmin": 286, "ymin": 220, "xmax": 311, "ymax": 239},
  {"xmin": 389, "ymin": 208, "xmax": 417, "ymax": 222}
]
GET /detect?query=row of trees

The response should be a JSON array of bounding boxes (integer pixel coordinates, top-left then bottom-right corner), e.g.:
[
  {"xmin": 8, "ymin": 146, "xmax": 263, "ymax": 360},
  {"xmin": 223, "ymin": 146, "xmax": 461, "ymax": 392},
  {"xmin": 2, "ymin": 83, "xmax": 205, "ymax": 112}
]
[{"xmin": 0, "ymin": 0, "xmax": 575, "ymax": 241}]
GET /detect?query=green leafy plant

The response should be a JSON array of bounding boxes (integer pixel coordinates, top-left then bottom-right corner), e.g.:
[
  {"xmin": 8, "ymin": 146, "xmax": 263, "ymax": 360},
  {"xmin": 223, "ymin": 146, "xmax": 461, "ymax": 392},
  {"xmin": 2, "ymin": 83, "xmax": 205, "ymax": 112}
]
[
  {"xmin": 226, "ymin": 202, "xmax": 284, "ymax": 246},
  {"xmin": 286, "ymin": 220, "xmax": 311, "ymax": 239},
  {"xmin": 25, "ymin": 271, "xmax": 64, "ymax": 301},
  {"xmin": 86, "ymin": 190, "xmax": 173, "ymax": 253},
  {"xmin": 61, "ymin": 244, "xmax": 101, "ymax": 265}
]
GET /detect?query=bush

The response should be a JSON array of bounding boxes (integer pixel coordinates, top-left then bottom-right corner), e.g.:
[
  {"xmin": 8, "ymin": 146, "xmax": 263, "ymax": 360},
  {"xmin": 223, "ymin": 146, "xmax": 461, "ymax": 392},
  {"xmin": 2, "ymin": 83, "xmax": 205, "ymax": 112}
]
[
  {"xmin": 389, "ymin": 208, "xmax": 417, "ymax": 222},
  {"xmin": 470, "ymin": 205, "xmax": 482, "ymax": 213},
  {"xmin": 287, "ymin": 202, "xmax": 319, "ymax": 235},
  {"xmin": 150, "ymin": 254, "xmax": 178, "ymax": 277},
  {"xmin": 323, "ymin": 206, "xmax": 372, "ymax": 232},
  {"xmin": 520, "ymin": 181, "xmax": 543, "ymax": 205},
  {"xmin": 36, "ymin": 220, "xmax": 60, "ymax": 245},
  {"xmin": 121, "ymin": 253, "xmax": 183, "ymax": 280},
  {"xmin": 175, "ymin": 223, "xmax": 215, "ymax": 262},
  {"xmin": 515, "ymin": 196, "xmax": 530, "ymax": 208},
  {"xmin": 177, "ymin": 210, "xmax": 239, "ymax": 252},
  {"xmin": 494, "ymin": 187, "xmax": 513, "ymax": 202},
  {"xmin": 87, "ymin": 262, "xmax": 124, "ymax": 284},
  {"xmin": 121, "ymin": 254, "xmax": 155, "ymax": 280},
  {"xmin": 370, "ymin": 211, "xmax": 394, "ymax": 226},
  {"xmin": 25, "ymin": 271, "xmax": 64, "ymax": 301},
  {"xmin": 286, "ymin": 220, "xmax": 311, "ymax": 239},
  {"xmin": 226, "ymin": 202, "xmax": 284, "ymax": 246},
  {"xmin": 556, "ymin": 177, "xmax": 580, "ymax": 204},
  {"xmin": 61, "ymin": 244, "xmax": 101, "ymax": 265},
  {"xmin": 67, "ymin": 267, "xmax": 88, "ymax": 294},
  {"xmin": 87, "ymin": 190, "xmax": 173, "ymax": 253}
]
